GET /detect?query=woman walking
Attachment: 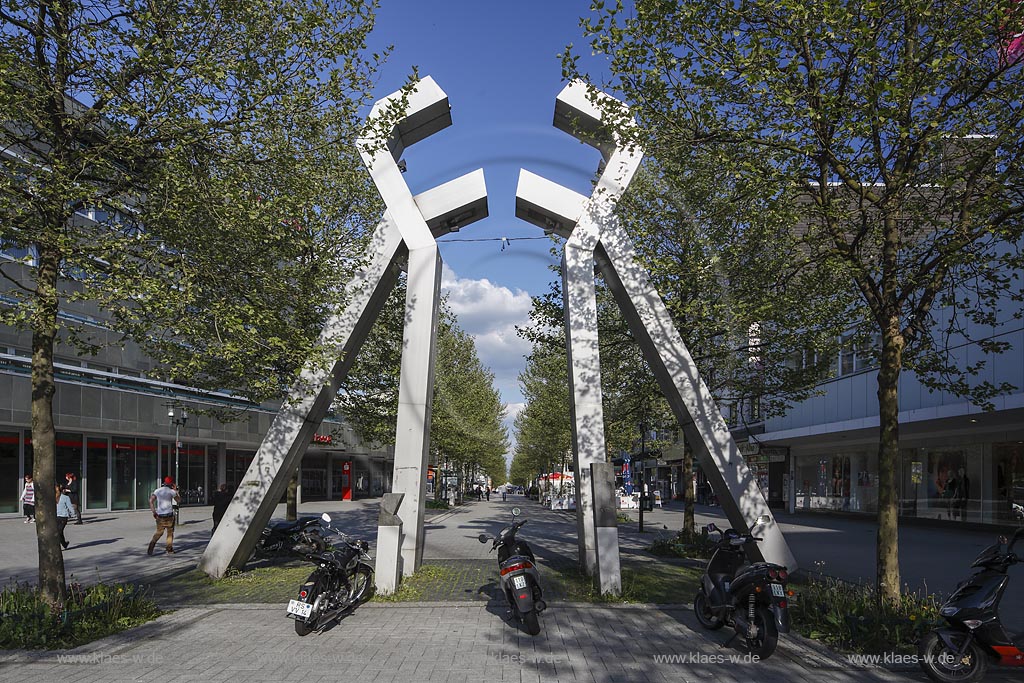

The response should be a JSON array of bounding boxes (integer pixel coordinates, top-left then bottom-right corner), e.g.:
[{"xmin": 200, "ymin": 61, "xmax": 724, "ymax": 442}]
[
  {"xmin": 19, "ymin": 474, "xmax": 35, "ymax": 523},
  {"xmin": 56, "ymin": 487, "xmax": 73, "ymax": 550}
]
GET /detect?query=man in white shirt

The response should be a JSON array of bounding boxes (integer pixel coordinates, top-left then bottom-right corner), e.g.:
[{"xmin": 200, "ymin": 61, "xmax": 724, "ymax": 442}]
[{"xmin": 149, "ymin": 476, "xmax": 180, "ymax": 555}]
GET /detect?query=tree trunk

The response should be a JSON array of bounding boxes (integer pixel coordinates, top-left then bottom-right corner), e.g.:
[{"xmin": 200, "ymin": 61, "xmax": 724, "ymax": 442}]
[
  {"xmin": 682, "ymin": 447, "xmax": 695, "ymax": 533},
  {"xmin": 31, "ymin": 244, "xmax": 65, "ymax": 605},
  {"xmin": 876, "ymin": 317, "xmax": 905, "ymax": 603},
  {"xmin": 286, "ymin": 470, "xmax": 298, "ymax": 521}
]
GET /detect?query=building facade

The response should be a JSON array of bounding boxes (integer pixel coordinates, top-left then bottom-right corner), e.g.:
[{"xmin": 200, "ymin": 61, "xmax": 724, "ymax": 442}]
[{"xmin": 0, "ymin": 254, "xmax": 393, "ymax": 516}]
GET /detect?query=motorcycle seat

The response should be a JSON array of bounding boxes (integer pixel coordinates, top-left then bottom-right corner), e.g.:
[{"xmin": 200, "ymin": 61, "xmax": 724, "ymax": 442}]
[{"xmin": 271, "ymin": 517, "xmax": 318, "ymax": 533}]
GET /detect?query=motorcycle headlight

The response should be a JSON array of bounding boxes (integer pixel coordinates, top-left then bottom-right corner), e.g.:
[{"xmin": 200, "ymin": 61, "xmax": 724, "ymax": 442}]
[{"xmin": 940, "ymin": 606, "xmax": 959, "ymax": 617}]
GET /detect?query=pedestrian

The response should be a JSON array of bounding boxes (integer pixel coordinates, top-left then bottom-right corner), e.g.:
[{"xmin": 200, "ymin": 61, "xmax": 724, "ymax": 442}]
[
  {"xmin": 485, "ymin": 487, "xmax": 491, "ymax": 501},
  {"xmin": 502, "ymin": 488, "xmax": 507, "ymax": 502},
  {"xmin": 148, "ymin": 476, "xmax": 180, "ymax": 555},
  {"xmin": 65, "ymin": 472, "xmax": 82, "ymax": 524},
  {"xmin": 19, "ymin": 474, "xmax": 35, "ymax": 523},
  {"xmin": 56, "ymin": 486, "xmax": 73, "ymax": 550},
  {"xmin": 212, "ymin": 483, "xmax": 231, "ymax": 532}
]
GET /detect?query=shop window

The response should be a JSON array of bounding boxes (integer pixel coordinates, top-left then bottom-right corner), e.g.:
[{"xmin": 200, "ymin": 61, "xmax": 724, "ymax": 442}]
[
  {"xmin": 0, "ymin": 432, "xmax": 18, "ymax": 513},
  {"xmin": 86, "ymin": 437, "xmax": 108, "ymax": 510}
]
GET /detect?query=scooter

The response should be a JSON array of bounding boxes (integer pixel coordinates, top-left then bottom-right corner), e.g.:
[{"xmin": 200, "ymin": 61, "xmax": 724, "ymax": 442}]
[
  {"xmin": 693, "ymin": 515, "xmax": 791, "ymax": 660},
  {"xmin": 479, "ymin": 507, "xmax": 547, "ymax": 635},
  {"xmin": 919, "ymin": 526, "xmax": 1024, "ymax": 682},
  {"xmin": 287, "ymin": 513, "xmax": 374, "ymax": 636}
]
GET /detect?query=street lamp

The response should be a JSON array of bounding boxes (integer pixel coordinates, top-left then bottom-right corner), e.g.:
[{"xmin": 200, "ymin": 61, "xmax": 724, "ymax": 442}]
[
  {"xmin": 638, "ymin": 421, "xmax": 647, "ymax": 533},
  {"xmin": 167, "ymin": 406, "xmax": 189, "ymax": 487}
]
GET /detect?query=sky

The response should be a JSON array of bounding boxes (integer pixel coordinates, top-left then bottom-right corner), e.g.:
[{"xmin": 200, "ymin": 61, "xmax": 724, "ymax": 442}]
[{"xmin": 362, "ymin": 1, "xmax": 619, "ymax": 467}]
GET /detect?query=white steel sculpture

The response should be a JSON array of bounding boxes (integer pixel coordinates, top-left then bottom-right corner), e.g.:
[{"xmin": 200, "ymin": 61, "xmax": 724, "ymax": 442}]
[
  {"xmin": 200, "ymin": 77, "xmax": 487, "ymax": 580},
  {"xmin": 515, "ymin": 82, "xmax": 797, "ymax": 584}
]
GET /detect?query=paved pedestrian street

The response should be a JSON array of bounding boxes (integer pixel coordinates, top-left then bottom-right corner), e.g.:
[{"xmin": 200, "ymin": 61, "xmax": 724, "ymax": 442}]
[{"xmin": 0, "ymin": 496, "xmax": 1019, "ymax": 682}]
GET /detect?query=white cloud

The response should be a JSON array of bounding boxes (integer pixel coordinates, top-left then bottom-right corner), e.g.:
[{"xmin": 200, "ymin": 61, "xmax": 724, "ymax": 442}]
[{"xmin": 441, "ymin": 265, "xmax": 535, "ymax": 459}]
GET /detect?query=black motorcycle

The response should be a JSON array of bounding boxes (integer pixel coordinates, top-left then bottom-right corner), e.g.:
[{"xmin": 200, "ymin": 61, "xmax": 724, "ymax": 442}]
[
  {"xmin": 919, "ymin": 526, "xmax": 1024, "ymax": 682},
  {"xmin": 287, "ymin": 513, "xmax": 374, "ymax": 636},
  {"xmin": 251, "ymin": 516, "xmax": 326, "ymax": 561},
  {"xmin": 693, "ymin": 515, "xmax": 791, "ymax": 660},
  {"xmin": 479, "ymin": 507, "xmax": 547, "ymax": 636}
]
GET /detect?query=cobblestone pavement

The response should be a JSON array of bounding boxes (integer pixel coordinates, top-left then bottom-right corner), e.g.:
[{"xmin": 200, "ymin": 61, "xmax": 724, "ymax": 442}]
[
  {"xmin": 2, "ymin": 495, "xmax": 1021, "ymax": 681},
  {"xmin": 0, "ymin": 602, "xmax": 940, "ymax": 683}
]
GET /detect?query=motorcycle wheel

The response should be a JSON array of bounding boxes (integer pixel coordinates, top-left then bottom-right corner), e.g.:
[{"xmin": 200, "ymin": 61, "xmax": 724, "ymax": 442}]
[
  {"xmin": 745, "ymin": 606, "xmax": 778, "ymax": 660},
  {"xmin": 346, "ymin": 566, "xmax": 374, "ymax": 607},
  {"xmin": 918, "ymin": 631, "xmax": 988, "ymax": 683},
  {"xmin": 693, "ymin": 591, "xmax": 725, "ymax": 630},
  {"xmin": 523, "ymin": 609, "xmax": 541, "ymax": 636}
]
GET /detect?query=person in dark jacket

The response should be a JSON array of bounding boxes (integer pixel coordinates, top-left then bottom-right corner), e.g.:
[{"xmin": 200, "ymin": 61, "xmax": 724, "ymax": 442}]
[
  {"xmin": 212, "ymin": 483, "xmax": 232, "ymax": 532},
  {"xmin": 65, "ymin": 472, "xmax": 82, "ymax": 524}
]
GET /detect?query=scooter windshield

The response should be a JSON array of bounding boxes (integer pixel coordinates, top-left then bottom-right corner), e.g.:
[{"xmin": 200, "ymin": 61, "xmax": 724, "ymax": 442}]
[{"xmin": 971, "ymin": 542, "xmax": 1002, "ymax": 569}]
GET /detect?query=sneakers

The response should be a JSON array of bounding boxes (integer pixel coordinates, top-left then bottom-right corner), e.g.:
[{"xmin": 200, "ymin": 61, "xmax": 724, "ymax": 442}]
[
  {"xmin": 23, "ymin": 519, "xmax": 29, "ymax": 524},
  {"xmin": 29, "ymin": 518, "xmax": 35, "ymax": 523},
  {"xmin": 166, "ymin": 548, "xmax": 175, "ymax": 554},
  {"xmin": 61, "ymin": 542, "xmax": 69, "ymax": 550}
]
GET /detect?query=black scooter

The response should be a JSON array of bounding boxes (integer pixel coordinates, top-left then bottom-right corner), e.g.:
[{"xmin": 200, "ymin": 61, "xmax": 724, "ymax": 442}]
[
  {"xmin": 919, "ymin": 526, "xmax": 1024, "ymax": 682},
  {"xmin": 693, "ymin": 515, "xmax": 791, "ymax": 660},
  {"xmin": 479, "ymin": 507, "xmax": 547, "ymax": 635}
]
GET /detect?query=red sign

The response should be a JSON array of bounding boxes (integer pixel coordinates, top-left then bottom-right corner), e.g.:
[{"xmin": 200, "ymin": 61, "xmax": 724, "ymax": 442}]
[
  {"xmin": 342, "ymin": 462, "xmax": 351, "ymax": 472},
  {"xmin": 312, "ymin": 434, "xmax": 332, "ymax": 445}
]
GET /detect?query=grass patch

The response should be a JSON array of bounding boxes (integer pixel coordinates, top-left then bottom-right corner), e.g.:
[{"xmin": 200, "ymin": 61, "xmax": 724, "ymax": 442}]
[
  {"xmin": 790, "ymin": 575, "xmax": 942, "ymax": 655},
  {"xmin": 371, "ymin": 564, "xmax": 460, "ymax": 602},
  {"xmin": 548, "ymin": 561, "xmax": 701, "ymax": 603},
  {"xmin": 150, "ymin": 563, "xmax": 313, "ymax": 605},
  {"xmin": 0, "ymin": 581, "xmax": 161, "ymax": 650}
]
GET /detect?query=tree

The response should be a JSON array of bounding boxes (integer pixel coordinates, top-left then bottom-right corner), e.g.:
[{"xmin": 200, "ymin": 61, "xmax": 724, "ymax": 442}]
[
  {"xmin": 566, "ymin": 0, "xmax": 1024, "ymax": 600},
  {"xmin": 337, "ymin": 297, "xmax": 510, "ymax": 491},
  {"xmin": 0, "ymin": 0, "xmax": 385, "ymax": 604}
]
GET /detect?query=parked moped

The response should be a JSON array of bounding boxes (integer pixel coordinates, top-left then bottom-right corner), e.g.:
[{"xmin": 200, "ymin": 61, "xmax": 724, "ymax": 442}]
[
  {"xmin": 693, "ymin": 515, "xmax": 791, "ymax": 660},
  {"xmin": 919, "ymin": 526, "xmax": 1024, "ymax": 682},
  {"xmin": 479, "ymin": 507, "xmax": 547, "ymax": 635}
]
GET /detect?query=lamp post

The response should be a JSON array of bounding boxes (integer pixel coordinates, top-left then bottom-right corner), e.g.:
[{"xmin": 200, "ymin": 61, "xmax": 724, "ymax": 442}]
[
  {"xmin": 638, "ymin": 422, "xmax": 646, "ymax": 533},
  {"xmin": 167, "ymin": 406, "xmax": 189, "ymax": 489}
]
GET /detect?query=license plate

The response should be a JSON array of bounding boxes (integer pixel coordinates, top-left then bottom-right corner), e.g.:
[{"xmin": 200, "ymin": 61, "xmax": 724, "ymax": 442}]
[
  {"xmin": 512, "ymin": 575, "xmax": 527, "ymax": 590},
  {"xmin": 287, "ymin": 599, "xmax": 313, "ymax": 618},
  {"xmin": 770, "ymin": 583, "xmax": 784, "ymax": 598}
]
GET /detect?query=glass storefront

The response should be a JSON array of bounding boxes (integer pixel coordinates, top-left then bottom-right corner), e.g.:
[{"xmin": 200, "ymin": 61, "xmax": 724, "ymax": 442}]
[
  {"xmin": 86, "ymin": 437, "xmax": 108, "ymax": 509},
  {"xmin": 0, "ymin": 431, "xmax": 18, "ymax": 513},
  {"xmin": 225, "ymin": 449, "xmax": 254, "ymax": 493},
  {"xmin": 161, "ymin": 443, "xmax": 207, "ymax": 505},
  {"xmin": 794, "ymin": 440, "xmax": 1021, "ymax": 524}
]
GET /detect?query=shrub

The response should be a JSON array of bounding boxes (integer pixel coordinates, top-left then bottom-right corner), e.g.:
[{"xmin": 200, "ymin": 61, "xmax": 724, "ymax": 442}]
[
  {"xmin": 648, "ymin": 527, "xmax": 716, "ymax": 559},
  {"xmin": 425, "ymin": 499, "xmax": 450, "ymax": 510},
  {"xmin": 0, "ymin": 581, "xmax": 161, "ymax": 650},
  {"xmin": 790, "ymin": 575, "xmax": 942, "ymax": 654}
]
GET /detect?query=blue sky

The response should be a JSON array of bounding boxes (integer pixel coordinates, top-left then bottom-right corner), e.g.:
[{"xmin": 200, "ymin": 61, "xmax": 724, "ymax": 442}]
[{"xmin": 364, "ymin": 1, "xmax": 617, "ymax": 465}]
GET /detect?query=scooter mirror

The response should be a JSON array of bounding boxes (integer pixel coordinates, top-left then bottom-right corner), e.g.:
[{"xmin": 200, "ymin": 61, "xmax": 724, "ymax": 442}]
[
  {"xmin": 478, "ymin": 534, "xmax": 490, "ymax": 544},
  {"xmin": 706, "ymin": 523, "xmax": 717, "ymax": 533},
  {"xmin": 511, "ymin": 507, "xmax": 521, "ymax": 517},
  {"xmin": 321, "ymin": 513, "xmax": 332, "ymax": 524}
]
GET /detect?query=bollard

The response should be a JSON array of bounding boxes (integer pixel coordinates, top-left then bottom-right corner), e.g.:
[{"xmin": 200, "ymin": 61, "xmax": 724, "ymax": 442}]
[
  {"xmin": 374, "ymin": 493, "xmax": 405, "ymax": 595},
  {"xmin": 591, "ymin": 462, "xmax": 621, "ymax": 596}
]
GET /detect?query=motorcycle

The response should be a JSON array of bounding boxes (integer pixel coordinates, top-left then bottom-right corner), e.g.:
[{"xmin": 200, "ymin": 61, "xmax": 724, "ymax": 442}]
[
  {"xmin": 251, "ymin": 516, "xmax": 326, "ymax": 561},
  {"xmin": 693, "ymin": 515, "xmax": 791, "ymax": 660},
  {"xmin": 478, "ymin": 507, "xmax": 547, "ymax": 636},
  {"xmin": 919, "ymin": 526, "xmax": 1024, "ymax": 682},
  {"xmin": 287, "ymin": 513, "xmax": 374, "ymax": 636}
]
